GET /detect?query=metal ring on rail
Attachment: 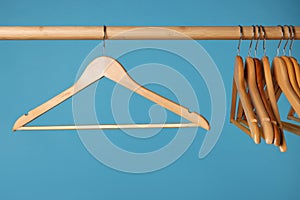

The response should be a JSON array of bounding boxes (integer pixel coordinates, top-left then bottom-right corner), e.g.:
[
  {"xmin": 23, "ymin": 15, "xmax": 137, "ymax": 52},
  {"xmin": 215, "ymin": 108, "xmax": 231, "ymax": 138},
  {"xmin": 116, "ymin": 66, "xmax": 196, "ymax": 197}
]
[
  {"xmin": 237, "ymin": 25, "xmax": 243, "ymax": 56},
  {"xmin": 254, "ymin": 25, "xmax": 261, "ymax": 58},
  {"xmin": 289, "ymin": 25, "xmax": 295, "ymax": 56},
  {"xmin": 283, "ymin": 25, "xmax": 290, "ymax": 56},
  {"xmin": 277, "ymin": 25, "xmax": 284, "ymax": 56},
  {"xmin": 247, "ymin": 25, "xmax": 255, "ymax": 57},
  {"xmin": 260, "ymin": 25, "xmax": 267, "ymax": 56}
]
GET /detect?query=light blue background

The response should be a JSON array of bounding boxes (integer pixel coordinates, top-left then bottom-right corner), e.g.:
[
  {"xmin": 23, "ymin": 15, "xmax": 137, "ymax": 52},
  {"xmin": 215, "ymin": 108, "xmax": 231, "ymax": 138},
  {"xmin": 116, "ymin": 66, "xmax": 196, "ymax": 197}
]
[{"xmin": 0, "ymin": 0, "xmax": 299, "ymax": 199}]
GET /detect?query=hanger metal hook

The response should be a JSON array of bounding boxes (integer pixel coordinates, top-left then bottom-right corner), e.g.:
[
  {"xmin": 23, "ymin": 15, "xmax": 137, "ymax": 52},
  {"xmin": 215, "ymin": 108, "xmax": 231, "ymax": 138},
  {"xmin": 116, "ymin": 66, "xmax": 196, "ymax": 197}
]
[
  {"xmin": 248, "ymin": 25, "xmax": 255, "ymax": 57},
  {"xmin": 260, "ymin": 25, "xmax": 267, "ymax": 56},
  {"xmin": 102, "ymin": 25, "xmax": 107, "ymax": 55},
  {"xmin": 237, "ymin": 25, "xmax": 243, "ymax": 56},
  {"xmin": 283, "ymin": 25, "xmax": 290, "ymax": 55},
  {"xmin": 289, "ymin": 25, "xmax": 295, "ymax": 56},
  {"xmin": 254, "ymin": 25, "xmax": 260, "ymax": 57},
  {"xmin": 277, "ymin": 25, "xmax": 284, "ymax": 56}
]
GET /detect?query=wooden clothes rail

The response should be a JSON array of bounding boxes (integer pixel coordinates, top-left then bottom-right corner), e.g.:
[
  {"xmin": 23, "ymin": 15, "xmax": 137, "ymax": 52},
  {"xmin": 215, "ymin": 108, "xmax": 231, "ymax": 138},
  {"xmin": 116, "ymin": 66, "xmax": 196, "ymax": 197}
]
[{"xmin": 0, "ymin": 26, "xmax": 299, "ymax": 40}]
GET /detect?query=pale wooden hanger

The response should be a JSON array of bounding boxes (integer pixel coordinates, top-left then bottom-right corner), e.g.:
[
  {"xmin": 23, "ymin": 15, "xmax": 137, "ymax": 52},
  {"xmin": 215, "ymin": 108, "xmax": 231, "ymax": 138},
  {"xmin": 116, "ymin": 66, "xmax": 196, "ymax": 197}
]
[{"xmin": 13, "ymin": 56, "xmax": 210, "ymax": 131}]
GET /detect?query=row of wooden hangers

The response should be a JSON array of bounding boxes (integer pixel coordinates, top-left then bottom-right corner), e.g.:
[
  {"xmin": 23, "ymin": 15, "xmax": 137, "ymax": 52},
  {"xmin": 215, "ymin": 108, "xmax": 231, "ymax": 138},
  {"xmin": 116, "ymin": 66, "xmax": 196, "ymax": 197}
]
[{"xmin": 230, "ymin": 25, "xmax": 300, "ymax": 152}]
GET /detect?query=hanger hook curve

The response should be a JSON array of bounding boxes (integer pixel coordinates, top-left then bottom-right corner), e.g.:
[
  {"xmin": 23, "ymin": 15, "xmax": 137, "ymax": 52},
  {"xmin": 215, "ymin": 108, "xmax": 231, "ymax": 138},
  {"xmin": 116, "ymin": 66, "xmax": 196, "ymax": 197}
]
[
  {"xmin": 254, "ymin": 25, "xmax": 260, "ymax": 57},
  {"xmin": 237, "ymin": 25, "xmax": 243, "ymax": 56},
  {"xmin": 248, "ymin": 25, "xmax": 255, "ymax": 57},
  {"xmin": 283, "ymin": 25, "xmax": 290, "ymax": 55},
  {"xmin": 289, "ymin": 25, "xmax": 295, "ymax": 56},
  {"xmin": 277, "ymin": 25, "xmax": 284, "ymax": 56},
  {"xmin": 260, "ymin": 25, "xmax": 267, "ymax": 56}
]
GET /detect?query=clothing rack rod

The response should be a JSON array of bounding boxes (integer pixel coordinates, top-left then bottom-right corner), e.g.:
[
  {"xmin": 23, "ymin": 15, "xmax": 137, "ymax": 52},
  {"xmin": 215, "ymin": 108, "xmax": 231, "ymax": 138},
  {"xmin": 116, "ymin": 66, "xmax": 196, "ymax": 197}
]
[{"xmin": 0, "ymin": 26, "xmax": 299, "ymax": 40}]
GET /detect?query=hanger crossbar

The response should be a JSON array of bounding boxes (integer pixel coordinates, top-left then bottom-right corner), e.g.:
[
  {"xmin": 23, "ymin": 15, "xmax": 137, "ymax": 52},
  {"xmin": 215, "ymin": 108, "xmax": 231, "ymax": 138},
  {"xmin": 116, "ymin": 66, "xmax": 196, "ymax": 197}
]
[{"xmin": 16, "ymin": 123, "xmax": 199, "ymax": 131}]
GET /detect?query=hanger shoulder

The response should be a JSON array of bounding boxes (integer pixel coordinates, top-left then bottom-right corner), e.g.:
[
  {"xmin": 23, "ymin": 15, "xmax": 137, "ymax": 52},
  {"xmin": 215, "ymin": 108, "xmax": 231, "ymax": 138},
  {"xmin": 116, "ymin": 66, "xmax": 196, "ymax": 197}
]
[
  {"xmin": 13, "ymin": 86, "xmax": 75, "ymax": 131},
  {"xmin": 246, "ymin": 57, "xmax": 273, "ymax": 144},
  {"xmin": 234, "ymin": 56, "xmax": 260, "ymax": 144},
  {"xmin": 104, "ymin": 57, "xmax": 210, "ymax": 130},
  {"xmin": 13, "ymin": 57, "xmax": 112, "ymax": 131}
]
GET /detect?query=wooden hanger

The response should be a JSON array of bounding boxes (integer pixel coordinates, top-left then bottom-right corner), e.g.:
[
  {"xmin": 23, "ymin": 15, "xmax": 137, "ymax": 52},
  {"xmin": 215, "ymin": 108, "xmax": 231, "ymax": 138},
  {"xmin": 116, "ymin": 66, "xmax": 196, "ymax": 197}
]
[
  {"xmin": 272, "ymin": 25, "xmax": 300, "ymax": 118},
  {"xmin": 273, "ymin": 55, "xmax": 300, "ymax": 137},
  {"xmin": 284, "ymin": 56, "xmax": 300, "ymax": 122},
  {"xmin": 244, "ymin": 26, "xmax": 274, "ymax": 144},
  {"xmin": 255, "ymin": 57, "xmax": 281, "ymax": 146},
  {"xmin": 230, "ymin": 56, "xmax": 261, "ymax": 144},
  {"xmin": 230, "ymin": 26, "xmax": 261, "ymax": 144},
  {"xmin": 273, "ymin": 56, "xmax": 300, "ymax": 116},
  {"xmin": 261, "ymin": 56, "xmax": 287, "ymax": 151},
  {"xmin": 245, "ymin": 56, "xmax": 274, "ymax": 144},
  {"xmin": 282, "ymin": 56, "xmax": 300, "ymax": 96},
  {"xmin": 276, "ymin": 26, "xmax": 300, "ymax": 124},
  {"xmin": 273, "ymin": 61, "xmax": 300, "ymax": 134},
  {"xmin": 286, "ymin": 26, "xmax": 300, "ymax": 122},
  {"xmin": 252, "ymin": 26, "xmax": 283, "ymax": 147},
  {"xmin": 13, "ymin": 56, "xmax": 210, "ymax": 131}
]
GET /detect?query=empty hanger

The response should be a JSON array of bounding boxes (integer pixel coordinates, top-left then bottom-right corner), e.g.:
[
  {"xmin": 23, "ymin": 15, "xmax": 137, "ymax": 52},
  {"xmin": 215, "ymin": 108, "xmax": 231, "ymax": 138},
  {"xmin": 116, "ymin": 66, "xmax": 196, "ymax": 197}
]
[
  {"xmin": 14, "ymin": 27, "xmax": 209, "ymax": 131},
  {"xmin": 13, "ymin": 56, "xmax": 210, "ymax": 131}
]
